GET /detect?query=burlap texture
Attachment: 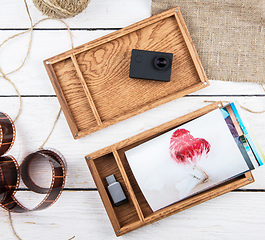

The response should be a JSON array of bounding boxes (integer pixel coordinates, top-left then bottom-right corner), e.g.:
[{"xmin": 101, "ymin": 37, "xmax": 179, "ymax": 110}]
[{"xmin": 151, "ymin": 0, "xmax": 265, "ymax": 83}]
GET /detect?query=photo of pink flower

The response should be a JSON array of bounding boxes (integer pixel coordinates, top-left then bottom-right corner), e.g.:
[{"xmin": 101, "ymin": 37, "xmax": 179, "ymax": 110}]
[
  {"xmin": 169, "ymin": 129, "xmax": 211, "ymax": 198},
  {"xmin": 169, "ymin": 129, "xmax": 211, "ymax": 164},
  {"xmin": 125, "ymin": 108, "xmax": 252, "ymax": 212}
]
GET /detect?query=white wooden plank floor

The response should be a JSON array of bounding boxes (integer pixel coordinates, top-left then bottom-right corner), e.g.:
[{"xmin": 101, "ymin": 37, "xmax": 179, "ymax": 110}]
[{"xmin": 1, "ymin": 0, "xmax": 265, "ymax": 239}]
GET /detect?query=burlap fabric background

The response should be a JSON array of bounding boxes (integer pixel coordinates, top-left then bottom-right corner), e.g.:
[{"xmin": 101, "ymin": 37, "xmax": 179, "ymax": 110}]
[{"xmin": 151, "ymin": 0, "xmax": 265, "ymax": 83}]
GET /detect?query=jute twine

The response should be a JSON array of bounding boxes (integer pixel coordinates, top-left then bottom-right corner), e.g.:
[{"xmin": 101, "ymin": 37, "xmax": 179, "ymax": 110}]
[
  {"xmin": 0, "ymin": 0, "xmax": 77, "ymax": 239},
  {"xmin": 33, "ymin": 0, "xmax": 91, "ymax": 19}
]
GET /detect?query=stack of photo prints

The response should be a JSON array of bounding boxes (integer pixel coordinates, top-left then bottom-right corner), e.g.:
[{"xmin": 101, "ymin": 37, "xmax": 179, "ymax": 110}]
[{"xmin": 125, "ymin": 102, "xmax": 265, "ymax": 212}]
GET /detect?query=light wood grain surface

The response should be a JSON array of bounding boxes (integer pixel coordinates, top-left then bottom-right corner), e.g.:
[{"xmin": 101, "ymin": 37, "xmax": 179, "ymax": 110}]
[{"xmin": 0, "ymin": 0, "xmax": 265, "ymax": 239}]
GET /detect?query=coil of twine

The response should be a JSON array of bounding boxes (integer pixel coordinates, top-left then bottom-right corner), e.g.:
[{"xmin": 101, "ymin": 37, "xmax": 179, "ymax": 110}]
[{"xmin": 33, "ymin": 0, "xmax": 91, "ymax": 19}]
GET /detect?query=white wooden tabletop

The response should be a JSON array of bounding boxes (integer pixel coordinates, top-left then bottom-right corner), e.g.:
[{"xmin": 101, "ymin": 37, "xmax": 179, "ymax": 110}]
[{"xmin": 1, "ymin": 0, "xmax": 265, "ymax": 239}]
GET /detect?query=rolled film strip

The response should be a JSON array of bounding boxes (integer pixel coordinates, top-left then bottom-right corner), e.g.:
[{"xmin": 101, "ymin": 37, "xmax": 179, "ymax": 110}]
[{"xmin": 0, "ymin": 112, "xmax": 66, "ymax": 212}]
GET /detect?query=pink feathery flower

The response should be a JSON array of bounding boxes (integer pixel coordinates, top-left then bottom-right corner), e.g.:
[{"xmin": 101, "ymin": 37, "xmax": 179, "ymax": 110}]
[{"xmin": 169, "ymin": 129, "xmax": 211, "ymax": 164}]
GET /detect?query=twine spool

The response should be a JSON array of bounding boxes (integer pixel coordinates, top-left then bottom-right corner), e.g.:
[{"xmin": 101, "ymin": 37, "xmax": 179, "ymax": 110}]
[{"xmin": 33, "ymin": 0, "xmax": 91, "ymax": 19}]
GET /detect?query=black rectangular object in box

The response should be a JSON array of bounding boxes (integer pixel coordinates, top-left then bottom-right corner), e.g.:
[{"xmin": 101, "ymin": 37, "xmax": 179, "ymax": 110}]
[{"xmin": 129, "ymin": 49, "xmax": 173, "ymax": 82}]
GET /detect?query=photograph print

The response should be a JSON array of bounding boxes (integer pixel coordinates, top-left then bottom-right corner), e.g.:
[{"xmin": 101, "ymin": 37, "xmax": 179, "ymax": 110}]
[{"xmin": 125, "ymin": 108, "xmax": 252, "ymax": 212}]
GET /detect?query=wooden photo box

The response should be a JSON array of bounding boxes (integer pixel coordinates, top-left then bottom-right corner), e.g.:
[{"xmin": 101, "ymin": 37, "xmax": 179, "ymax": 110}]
[
  {"xmin": 44, "ymin": 7, "xmax": 209, "ymax": 139},
  {"xmin": 85, "ymin": 102, "xmax": 255, "ymax": 236}
]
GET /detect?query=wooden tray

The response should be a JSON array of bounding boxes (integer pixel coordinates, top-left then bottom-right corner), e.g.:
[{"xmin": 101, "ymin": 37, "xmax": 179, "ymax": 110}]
[
  {"xmin": 44, "ymin": 7, "xmax": 209, "ymax": 139},
  {"xmin": 85, "ymin": 102, "xmax": 255, "ymax": 236}
]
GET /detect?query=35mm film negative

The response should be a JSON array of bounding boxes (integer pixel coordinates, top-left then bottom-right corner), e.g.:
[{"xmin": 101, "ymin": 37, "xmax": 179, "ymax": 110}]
[{"xmin": 0, "ymin": 112, "xmax": 66, "ymax": 212}]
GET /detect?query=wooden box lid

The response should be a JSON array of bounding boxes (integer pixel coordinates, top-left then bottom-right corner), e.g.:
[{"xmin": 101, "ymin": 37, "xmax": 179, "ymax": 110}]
[{"xmin": 44, "ymin": 7, "xmax": 209, "ymax": 139}]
